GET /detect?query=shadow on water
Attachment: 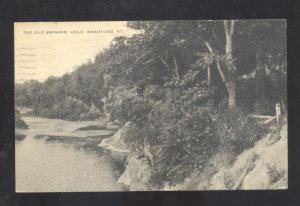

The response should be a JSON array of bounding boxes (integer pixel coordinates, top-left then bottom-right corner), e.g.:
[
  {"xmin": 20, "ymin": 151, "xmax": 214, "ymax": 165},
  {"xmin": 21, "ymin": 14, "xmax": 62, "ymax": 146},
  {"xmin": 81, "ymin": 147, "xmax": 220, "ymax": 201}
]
[
  {"xmin": 15, "ymin": 133, "xmax": 26, "ymax": 141},
  {"xmin": 15, "ymin": 132, "xmax": 27, "ymax": 149},
  {"xmin": 77, "ymin": 125, "xmax": 108, "ymax": 131}
]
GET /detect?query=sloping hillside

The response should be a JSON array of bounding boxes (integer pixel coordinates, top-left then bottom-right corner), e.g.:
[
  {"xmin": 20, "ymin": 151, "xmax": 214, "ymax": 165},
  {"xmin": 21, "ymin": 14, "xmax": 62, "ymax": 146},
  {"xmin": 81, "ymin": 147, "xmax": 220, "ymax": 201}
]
[
  {"xmin": 164, "ymin": 116, "xmax": 288, "ymax": 190},
  {"xmin": 210, "ymin": 118, "xmax": 287, "ymax": 190}
]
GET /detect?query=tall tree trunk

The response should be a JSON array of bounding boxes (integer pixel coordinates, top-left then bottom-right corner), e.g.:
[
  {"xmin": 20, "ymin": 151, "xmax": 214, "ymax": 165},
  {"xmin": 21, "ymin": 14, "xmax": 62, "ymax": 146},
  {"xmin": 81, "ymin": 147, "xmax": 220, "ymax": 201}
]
[
  {"xmin": 260, "ymin": 66, "xmax": 266, "ymax": 103},
  {"xmin": 205, "ymin": 42, "xmax": 227, "ymax": 82},
  {"xmin": 224, "ymin": 20, "xmax": 236, "ymax": 108},
  {"xmin": 205, "ymin": 20, "xmax": 237, "ymax": 108},
  {"xmin": 227, "ymin": 81, "xmax": 236, "ymax": 108}
]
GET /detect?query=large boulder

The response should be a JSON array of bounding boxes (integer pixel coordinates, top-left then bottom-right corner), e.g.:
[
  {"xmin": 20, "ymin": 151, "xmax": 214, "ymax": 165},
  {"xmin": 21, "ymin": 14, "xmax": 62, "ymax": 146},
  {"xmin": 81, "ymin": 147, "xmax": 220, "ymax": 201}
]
[
  {"xmin": 118, "ymin": 153, "xmax": 152, "ymax": 191},
  {"xmin": 242, "ymin": 124, "xmax": 287, "ymax": 189},
  {"xmin": 208, "ymin": 121, "xmax": 288, "ymax": 190}
]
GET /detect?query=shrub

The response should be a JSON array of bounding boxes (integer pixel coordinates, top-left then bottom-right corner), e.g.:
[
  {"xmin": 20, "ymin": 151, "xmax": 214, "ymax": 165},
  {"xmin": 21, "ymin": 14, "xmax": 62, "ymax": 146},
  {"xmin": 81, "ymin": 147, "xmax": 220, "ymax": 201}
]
[
  {"xmin": 214, "ymin": 107, "xmax": 267, "ymax": 155},
  {"xmin": 33, "ymin": 96, "xmax": 90, "ymax": 121},
  {"xmin": 80, "ymin": 102, "xmax": 102, "ymax": 120},
  {"xmin": 149, "ymin": 105, "xmax": 217, "ymax": 186},
  {"xmin": 145, "ymin": 83, "xmax": 218, "ymax": 186},
  {"xmin": 60, "ymin": 96, "xmax": 90, "ymax": 120},
  {"xmin": 15, "ymin": 110, "xmax": 28, "ymax": 129},
  {"xmin": 143, "ymin": 85, "xmax": 165, "ymax": 101},
  {"xmin": 15, "ymin": 131, "xmax": 26, "ymax": 141},
  {"xmin": 104, "ymin": 86, "xmax": 151, "ymax": 125},
  {"xmin": 253, "ymin": 100, "xmax": 274, "ymax": 115},
  {"xmin": 110, "ymin": 81, "xmax": 218, "ymax": 187},
  {"xmin": 122, "ymin": 124, "xmax": 158, "ymax": 156},
  {"xmin": 87, "ymin": 102, "xmax": 102, "ymax": 118},
  {"xmin": 267, "ymin": 163, "xmax": 284, "ymax": 184},
  {"xmin": 224, "ymin": 172, "xmax": 234, "ymax": 189}
]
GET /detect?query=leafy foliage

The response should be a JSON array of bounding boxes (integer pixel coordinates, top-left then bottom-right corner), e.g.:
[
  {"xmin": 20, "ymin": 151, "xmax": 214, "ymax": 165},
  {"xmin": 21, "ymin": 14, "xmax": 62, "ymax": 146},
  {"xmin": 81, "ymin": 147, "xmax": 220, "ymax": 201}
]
[
  {"xmin": 148, "ymin": 82, "xmax": 217, "ymax": 185},
  {"xmin": 104, "ymin": 87, "xmax": 151, "ymax": 125},
  {"xmin": 214, "ymin": 107, "xmax": 267, "ymax": 155},
  {"xmin": 32, "ymin": 96, "xmax": 90, "ymax": 121}
]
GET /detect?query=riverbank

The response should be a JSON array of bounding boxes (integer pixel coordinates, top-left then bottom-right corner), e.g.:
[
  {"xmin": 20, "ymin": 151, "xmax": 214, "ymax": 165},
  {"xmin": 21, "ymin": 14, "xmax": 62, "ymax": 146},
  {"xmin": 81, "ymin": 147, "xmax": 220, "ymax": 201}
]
[
  {"xmin": 16, "ymin": 110, "xmax": 287, "ymax": 191},
  {"xmin": 98, "ymin": 121, "xmax": 132, "ymax": 153},
  {"xmin": 100, "ymin": 117, "xmax": 288, "ymax": 191}
]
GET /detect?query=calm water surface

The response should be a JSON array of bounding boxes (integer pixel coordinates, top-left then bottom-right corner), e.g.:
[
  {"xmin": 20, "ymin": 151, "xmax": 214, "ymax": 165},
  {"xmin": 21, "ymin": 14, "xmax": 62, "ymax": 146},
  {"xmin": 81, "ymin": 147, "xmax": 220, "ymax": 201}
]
[{"xmin": 16, "ymin": 116, "xmax": 125, "ymax": 192}]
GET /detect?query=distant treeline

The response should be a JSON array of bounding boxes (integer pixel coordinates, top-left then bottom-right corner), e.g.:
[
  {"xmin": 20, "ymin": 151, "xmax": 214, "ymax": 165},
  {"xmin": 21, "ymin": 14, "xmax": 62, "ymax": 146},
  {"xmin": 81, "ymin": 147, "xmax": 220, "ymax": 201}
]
[
  {"xmin": 15, "ymin": 20, "xmax": 286, "ymax": 186},
  {"xmin": 15, "ymin": 60, "xmax": 103, "ymax": 120}
]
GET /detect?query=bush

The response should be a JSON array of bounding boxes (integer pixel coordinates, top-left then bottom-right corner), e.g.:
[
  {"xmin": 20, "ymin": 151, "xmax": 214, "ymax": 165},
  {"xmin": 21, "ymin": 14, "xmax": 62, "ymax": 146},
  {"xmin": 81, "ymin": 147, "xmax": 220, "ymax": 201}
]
[
  {"xmin": 149, "ymin": 104, "xmax": 217, "ymax": 186},
  {"xmin": 253, "ymin": 100, "xmax": 274, "ymax": 115},
  {"xmin": 80, "ymin": 102, "xmax": 102, "ymax": 120},
  {"xmin": 109, "ymin": 80, "xmax": 218, "ymax": 187},
  {"xmin": 267, "ymin": 163, "xmax": 284, "ymax": 184},
  {"xmin": 59, "ymin": 96, "xmax": 90, "ymax": 120},
  {"xmin": 214, "ymin": 107, "xmax": 267, "ymax": 155},
  {"xmin": 143, "ymin": 85, "xmax": 165, "ymax": 101},
  {"xmin": 144, "ymin": 83, "xmax": 217, "ymax": 186},
  {"xmin": 15, "ymin": 110, "xmax": 28, "ymax": 129},
  {"xmin": 104, "ymin": 86, "xmax": 151, "ymax": 125},
  {"xmin": 122, "ymin": 124, "xmax": 158, "ymax": 156},
  {"xmin": 33, "ymin": 96, "xmax": 90, "ymax": 121},
  {"xmin": 15, "ymin": 131, "xmax": 26, "ymax": 141}
]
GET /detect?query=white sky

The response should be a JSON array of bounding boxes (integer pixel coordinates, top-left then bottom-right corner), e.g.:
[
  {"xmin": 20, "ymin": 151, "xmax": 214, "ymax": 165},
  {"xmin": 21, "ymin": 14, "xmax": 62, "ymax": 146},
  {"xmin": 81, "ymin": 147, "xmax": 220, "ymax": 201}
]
[{"xmin": 14, "ymin": 21, "xmax": 136, "ymax": 83}]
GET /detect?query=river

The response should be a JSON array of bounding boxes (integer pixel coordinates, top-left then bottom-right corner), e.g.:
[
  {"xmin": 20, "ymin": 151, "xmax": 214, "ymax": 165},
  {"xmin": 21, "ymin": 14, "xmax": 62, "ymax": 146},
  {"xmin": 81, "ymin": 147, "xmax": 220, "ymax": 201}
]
[{"xmin": 15, "ymin": 115, "xmax": 127, "ymax": 192}]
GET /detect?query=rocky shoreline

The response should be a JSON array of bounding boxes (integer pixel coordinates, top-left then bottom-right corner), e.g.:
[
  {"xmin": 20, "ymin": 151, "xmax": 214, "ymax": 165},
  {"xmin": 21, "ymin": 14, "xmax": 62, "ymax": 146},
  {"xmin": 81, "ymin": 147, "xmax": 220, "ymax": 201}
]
[
  {"xmin": 98, "ymin": 121, "xmax": 154, "ymax": 191},
  {"xmin": 100, "ymin": 118, "xmax": 288, "ymax": 191},
  {"xmin": 17, "ymin": 109, "xmax": 287, "ymax": 191},
  {"xmin": 98, "ymin": 122, "xmax": 131, "ymax": 153}
]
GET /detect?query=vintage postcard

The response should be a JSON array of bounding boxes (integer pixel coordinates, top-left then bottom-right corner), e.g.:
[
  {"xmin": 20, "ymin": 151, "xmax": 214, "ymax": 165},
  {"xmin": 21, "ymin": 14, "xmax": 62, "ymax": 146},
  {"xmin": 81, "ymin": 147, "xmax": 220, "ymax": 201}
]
[{"xmin": 14, "ymin": 20, "xmax": 287, "ymax": 192}]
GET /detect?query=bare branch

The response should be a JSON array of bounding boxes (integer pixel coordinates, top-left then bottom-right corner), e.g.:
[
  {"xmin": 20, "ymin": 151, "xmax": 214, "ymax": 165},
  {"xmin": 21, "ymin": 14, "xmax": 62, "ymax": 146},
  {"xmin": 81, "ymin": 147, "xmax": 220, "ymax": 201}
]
[
  {"xmin": 205, "ymin": 42, "xmax": 227, "ymax": 82},
  {"xmin": 141, "ymin": 59, "xmax": 153, "ymax": 65},
  {"xmin": 158, "ymin": 55, "xmax": 170, "ymax": 69},
  {"xmin": 205, "ymin": 42, "xmax": 213, "ymax": 53},
  {"xmin": 173, "ymin": 55, "xmax": 180, "ymax": 79},
  {"xmin": 158, "ymin": 55, "xmax": 174, "ymax": 77},
  {"xmin": 216, "ymin": 59, "xmax": 227, "ymax": 83}
]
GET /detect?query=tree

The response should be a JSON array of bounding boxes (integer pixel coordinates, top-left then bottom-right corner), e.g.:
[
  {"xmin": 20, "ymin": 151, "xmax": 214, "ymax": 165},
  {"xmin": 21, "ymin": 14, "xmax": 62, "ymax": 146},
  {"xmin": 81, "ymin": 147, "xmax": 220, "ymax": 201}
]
[
  {"xmin": 224, "ymin": 20, "xmax": 237, "ymax": 108},
  {"xmin": 127, "ymin": 21, "xmax": 206, "ymax": 85},
  {"xmin": 196, "ymin": 20, "xmax": 286, "ymax": 109},
  {"xmin": 199, "ymin": 20, "xmax": 237, "ymax": 108}
]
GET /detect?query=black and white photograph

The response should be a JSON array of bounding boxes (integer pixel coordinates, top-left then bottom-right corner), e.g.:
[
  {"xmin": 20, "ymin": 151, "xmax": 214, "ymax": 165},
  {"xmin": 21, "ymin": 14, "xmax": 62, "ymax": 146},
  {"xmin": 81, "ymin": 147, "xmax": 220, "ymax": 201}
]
[{"xmin": 14, "ymin": 20, "xmax": 287, "ymax": 192}]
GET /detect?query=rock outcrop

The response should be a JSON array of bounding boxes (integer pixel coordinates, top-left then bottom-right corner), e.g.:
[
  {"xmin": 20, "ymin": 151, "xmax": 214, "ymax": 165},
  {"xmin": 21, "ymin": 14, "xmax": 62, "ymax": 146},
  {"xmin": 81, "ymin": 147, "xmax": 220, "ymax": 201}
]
[
  {"xmin": 118, "ymin": 153, "xmax": 152, "ymax": 191},
  {"xmin": 164, "ymin": 118, "xmax": 288, "ymax": 190},
  {"xmin": 99, "ymin": 121, "xmax": 132, "ymax": 153},
  {"xmin": 103, "ymin": 116, "xmax": 288, "ymax": 191},
  {"xmin": 208, "ymin": 119, "xmax": 288, "ymax": 190}
]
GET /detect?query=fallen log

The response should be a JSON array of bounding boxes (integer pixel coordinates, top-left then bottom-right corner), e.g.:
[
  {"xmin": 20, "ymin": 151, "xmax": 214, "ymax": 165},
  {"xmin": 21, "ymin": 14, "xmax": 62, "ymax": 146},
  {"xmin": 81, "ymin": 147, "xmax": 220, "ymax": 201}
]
[
  {"xmin": 232, "ymin": 152, "xmax": 255, "ymax": 190},
  {"xmin": 248, "ymin": 114, "xmax": 273, "ymax": 119}
]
